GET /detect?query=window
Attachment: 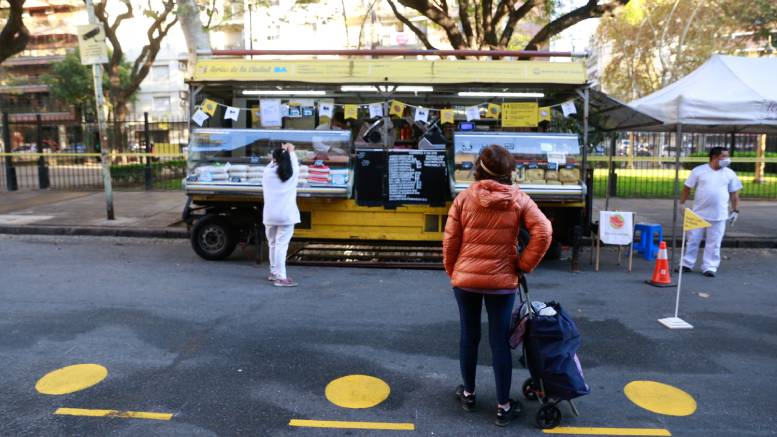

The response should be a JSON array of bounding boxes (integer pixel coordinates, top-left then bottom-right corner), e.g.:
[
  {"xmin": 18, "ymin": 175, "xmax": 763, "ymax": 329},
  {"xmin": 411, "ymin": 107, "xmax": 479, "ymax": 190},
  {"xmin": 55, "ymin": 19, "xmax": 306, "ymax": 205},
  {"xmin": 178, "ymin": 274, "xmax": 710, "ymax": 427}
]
[
  {"xmin": 152, "ymin": 65, "xmax": 170, "ymax": 81},
  {"xmin": 153, "ymin": 96, "xmax": 171, "ymax": 113}
]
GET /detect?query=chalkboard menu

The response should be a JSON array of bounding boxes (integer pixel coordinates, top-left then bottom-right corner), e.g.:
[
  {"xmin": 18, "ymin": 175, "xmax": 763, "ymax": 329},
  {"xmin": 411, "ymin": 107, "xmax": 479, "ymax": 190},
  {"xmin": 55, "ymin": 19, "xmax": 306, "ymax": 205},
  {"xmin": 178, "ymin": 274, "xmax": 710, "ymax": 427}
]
[
  {"xmin": 387, "ymin": 150, "xmax": 448, "ymax": 206},
  {"xmin": 354, "ymin": 149, "xmax": 386, "ymax": 205}
]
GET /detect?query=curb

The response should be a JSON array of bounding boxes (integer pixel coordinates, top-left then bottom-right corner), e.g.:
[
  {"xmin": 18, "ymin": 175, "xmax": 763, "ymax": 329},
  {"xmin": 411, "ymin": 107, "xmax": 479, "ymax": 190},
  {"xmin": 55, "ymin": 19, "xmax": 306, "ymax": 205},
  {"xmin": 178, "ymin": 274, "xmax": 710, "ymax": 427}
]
[
  {"xmin": 581, "ymin": 237, "xmax": 777, "ymax": 249},
  {"xmin": 0, "ymin": 225, "xmax": 189, "ymax": 239}
]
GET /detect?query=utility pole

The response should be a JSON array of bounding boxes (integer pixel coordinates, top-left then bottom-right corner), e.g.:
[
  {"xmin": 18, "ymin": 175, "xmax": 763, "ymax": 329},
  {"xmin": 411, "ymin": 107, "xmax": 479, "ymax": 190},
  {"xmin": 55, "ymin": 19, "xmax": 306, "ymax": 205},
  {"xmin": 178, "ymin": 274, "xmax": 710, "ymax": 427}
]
[{"xmin": 85, "ymin": 0, "xmax": 114, "ymax": 220}]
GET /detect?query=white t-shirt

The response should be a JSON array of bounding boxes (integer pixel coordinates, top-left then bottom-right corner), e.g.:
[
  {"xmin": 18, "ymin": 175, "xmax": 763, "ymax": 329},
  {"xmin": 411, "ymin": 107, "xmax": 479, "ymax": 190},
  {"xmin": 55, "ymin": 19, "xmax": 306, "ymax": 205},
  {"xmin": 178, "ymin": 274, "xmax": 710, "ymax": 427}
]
[
  {"xmin": 684, "ymin": 163, "xmax": 742, "ymax": 221},
  {"xmin": 262, "ymin": 152, "xmax": 301, "ymax": 226}
]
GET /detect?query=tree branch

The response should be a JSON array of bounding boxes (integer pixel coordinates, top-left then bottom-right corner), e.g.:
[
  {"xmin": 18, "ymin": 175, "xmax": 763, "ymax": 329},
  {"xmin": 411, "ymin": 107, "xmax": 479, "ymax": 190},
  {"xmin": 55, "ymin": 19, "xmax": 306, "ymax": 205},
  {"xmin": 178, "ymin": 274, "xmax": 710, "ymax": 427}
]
[
  {"xmin": 523, "ymin": 0, "xmax": 630, "ymax": 51},
  {"xmin": 387, "ymin": 0, "xmax": 437, "ymax": 49},
  {"xmin": 498, "ymin": 0, "xmax": 541, "ymax": 48},
  {"xmin": 398, "ymin": 0, "xmax": 468, "ymax": 49},
  {"xmin": 0, "ymin": 0, "xmax": 30, "ymax": 64},
  {"xmin": 127, "ymin": 0, "xmax": 178, "ymax": 99},
  {"xmin": 457, "ymin": 0, "xmax": 474, "ymax": 47}
]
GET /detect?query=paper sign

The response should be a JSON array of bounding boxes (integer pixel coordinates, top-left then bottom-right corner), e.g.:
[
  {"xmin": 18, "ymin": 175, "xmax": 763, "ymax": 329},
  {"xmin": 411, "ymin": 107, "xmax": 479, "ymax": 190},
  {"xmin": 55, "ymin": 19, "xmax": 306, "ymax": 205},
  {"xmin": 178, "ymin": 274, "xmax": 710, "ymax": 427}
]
[
  {"xmin": 684, "ymin": 208, "xmax": 711, "ymax": 231},
  {"xmin": 251, "ymin": 105, "xmax": 260, "ymax": 128},
  {"xmin": 369, "ymin": 102, "xmax": 384, "ymax": 119},
  {"xmin": 224, "ymin": 106, "xmax": 240, "ymax": 121},
  {"xmin": 414, "ymin": 106, "xmax": 430, "ymax": 123},
  {"xmin": 191, "ymin": 109, "xmax": 209, "ymax": 126},
  {"xmin": 599, "ymin": 211, "xmax": 634, "ymax": 245},
  {"xmin": 344, "ymin": 104, "xmax": 358, "ymax": 120},
  {"xmin": 260, "ymin": 99, "xmax": 282, "ymax": 127},
  {"xmin": 318, "ymin": 101, "xmax": 334, "ymax": 119},
  {"xmin": 465, "ymin": 105, "xmax": 480, "ymax": 121},
  {"xmin": 547, "ymin": 152, "xmax": 566, "ymax": 166},
  {"xmin": 389, "ymin": 100, "xmax": 406, "ymax": 117},
  {"xmin": 539, "ymin": 106, "xmax": 552, "ymax": 122},
  {"xmin": 201, "ymin": 99, "xmax": 218, "ymax": 116},
  {"xmin": 441, "ymin": 109, "xmax": 454, "ymax": 124},
  {"xmin": 502, "ymin": 102, "xmax": 539, "ymax": 127},
  {"xmin": 486, "ymin": 103, "xmax": 501, "ymax": 119},
  {"xmin": 561, "ymin": 101, "xmax": 577, "ymax": 117},
  {"xmin": 76, "ymin": 24, "xmax": 108, "ymax": 65}
]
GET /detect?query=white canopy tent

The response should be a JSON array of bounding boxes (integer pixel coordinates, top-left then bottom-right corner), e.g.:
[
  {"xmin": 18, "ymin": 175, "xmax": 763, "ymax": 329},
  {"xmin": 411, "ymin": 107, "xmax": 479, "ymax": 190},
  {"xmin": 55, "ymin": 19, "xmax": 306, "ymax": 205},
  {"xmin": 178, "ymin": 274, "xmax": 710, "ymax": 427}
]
[{"xmin": 629, "ymin": 55, "xmax": 777, "ymax": 133}]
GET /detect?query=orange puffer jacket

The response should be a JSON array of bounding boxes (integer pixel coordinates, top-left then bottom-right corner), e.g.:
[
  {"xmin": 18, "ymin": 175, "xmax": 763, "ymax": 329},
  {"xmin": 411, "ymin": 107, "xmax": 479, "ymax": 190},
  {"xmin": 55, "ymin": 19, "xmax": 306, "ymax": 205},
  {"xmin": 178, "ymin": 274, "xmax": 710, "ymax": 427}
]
[{"xmin": 443, "ymin": 179, "xmax": 552, "ymax": 289}]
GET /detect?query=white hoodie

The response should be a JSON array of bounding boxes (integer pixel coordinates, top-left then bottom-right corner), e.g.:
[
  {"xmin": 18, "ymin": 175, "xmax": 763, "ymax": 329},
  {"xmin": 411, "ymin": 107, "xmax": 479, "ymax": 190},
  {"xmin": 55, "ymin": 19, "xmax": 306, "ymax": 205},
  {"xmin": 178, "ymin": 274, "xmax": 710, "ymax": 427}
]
[{"xmin": 262, "ymin": 152, "xmax": 301, "ymax": 225}]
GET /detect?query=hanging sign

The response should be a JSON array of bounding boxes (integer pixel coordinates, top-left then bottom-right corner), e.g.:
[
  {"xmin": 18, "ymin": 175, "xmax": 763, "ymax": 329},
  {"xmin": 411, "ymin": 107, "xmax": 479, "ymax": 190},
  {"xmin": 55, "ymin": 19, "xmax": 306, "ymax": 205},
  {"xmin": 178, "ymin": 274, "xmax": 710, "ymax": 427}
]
[
  {"xmin": 344, "ymin": 104, "xmax": 359, "ymax": 120},
  {"xmin": 369, "ymin": 102, "xmax": 384, "ymax": 119},
  {"xmin": 502, "ymin": 102, "xmax": 539, "ymax": 127},
  {"xmin": 76, "ymin": 24, "xmax": 108, "ymax": 65},
  {"xmin": 465, "ymin": 105, "xmax": 480, "ymax": 121},
  {"xmin": 486, "ymin": 103, "xmax": 501, "ymax": 119},
  {"xmin": 319, "ymin": 101, "xmax": 334, "ymax": 119},
  {"xmin": 539, "ymin": 106, "xmax": 552, "ymax": 122},
  {"xmin": 191, "ymin": 109, "xmax": 209, "ymax": 127},
  {"xmin": 224, "ymin": 106, "xmax": 240, "ymax": 122},
  {"xmin": 201, "ymin": 99, "xmax": 218, "ymax": 116},
  {"xmin": 260, "ymin": 99, "xmax": 282, "ymax": 127},
  {"xmin": 441, "ymin": 109, "xmax": 455, "ymax": 124},
  {"xmin": 389, "ymin": 100, "xmax": 406, "ymax": 117},
  {"xmin": 561, "ymin": 101, "xmax": 577, "ymax": 117},
  {"xmin": 414, "ymin": 106, "xmax": 430, "ymax": 123}
]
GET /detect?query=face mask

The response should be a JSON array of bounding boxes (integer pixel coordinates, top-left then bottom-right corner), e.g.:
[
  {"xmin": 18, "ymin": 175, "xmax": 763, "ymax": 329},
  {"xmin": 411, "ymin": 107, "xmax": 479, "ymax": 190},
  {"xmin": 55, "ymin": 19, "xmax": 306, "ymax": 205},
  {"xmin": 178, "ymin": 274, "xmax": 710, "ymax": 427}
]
[{"xmin": 719, "ymin": 158, "xmax": 731, "ymax": 168}]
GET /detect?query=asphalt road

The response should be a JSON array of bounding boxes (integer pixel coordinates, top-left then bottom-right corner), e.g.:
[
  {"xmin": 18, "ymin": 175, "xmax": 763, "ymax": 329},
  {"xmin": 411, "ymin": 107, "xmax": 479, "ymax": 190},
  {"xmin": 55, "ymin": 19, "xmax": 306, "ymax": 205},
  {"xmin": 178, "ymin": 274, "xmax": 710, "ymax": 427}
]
[{"xmin": 1, "ymin": 235, "xmax": 776, "ymax": 437}]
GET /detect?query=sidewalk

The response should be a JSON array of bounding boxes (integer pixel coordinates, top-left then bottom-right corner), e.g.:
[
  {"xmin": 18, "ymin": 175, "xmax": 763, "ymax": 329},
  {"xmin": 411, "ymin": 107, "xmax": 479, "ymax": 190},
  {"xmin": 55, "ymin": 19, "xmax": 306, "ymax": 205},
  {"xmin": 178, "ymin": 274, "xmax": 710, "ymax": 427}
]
[
  {"xmin": 0, "ymin": 191, "xmax": 187, "ymax": 238},
  {"xmin": 0, "ymin": 190, "xmax": 775, "ymax": 246}
]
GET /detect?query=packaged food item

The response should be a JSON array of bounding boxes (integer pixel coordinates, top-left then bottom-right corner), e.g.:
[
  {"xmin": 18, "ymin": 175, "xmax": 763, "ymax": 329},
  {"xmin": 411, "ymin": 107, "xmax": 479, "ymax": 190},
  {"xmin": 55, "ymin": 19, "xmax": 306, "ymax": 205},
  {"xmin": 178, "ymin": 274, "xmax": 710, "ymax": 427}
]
[
  {"xmin": 545, "ymin": 170, "xmax": 559, "ymax": 181},
  {"xmin": 525, "ymin": 168, "xmax": 545, "ymax": 181},
  {"xmin": 559, "ymin": 168, "xmax": 580, "ymax": 183}
]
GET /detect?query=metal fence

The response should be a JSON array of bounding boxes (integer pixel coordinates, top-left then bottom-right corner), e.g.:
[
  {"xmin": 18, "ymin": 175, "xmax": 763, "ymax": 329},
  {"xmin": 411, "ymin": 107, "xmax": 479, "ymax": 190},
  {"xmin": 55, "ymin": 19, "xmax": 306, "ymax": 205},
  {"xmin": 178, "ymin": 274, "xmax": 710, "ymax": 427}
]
[{"xmin": 1, "ymin": 113, "xmax": 188, "ymax": 191}]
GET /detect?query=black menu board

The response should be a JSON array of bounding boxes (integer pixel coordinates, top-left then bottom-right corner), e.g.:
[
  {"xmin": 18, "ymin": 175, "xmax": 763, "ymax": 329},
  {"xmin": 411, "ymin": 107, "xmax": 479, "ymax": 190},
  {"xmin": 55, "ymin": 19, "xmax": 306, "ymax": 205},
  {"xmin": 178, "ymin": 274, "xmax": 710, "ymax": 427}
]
[
  {"xmin": 354, "ymin": 149, "xmax": 386, "ymax": 206},
  {"xmin": 387, "ymin": 150, "xmax": 448, "ymax": 206}
]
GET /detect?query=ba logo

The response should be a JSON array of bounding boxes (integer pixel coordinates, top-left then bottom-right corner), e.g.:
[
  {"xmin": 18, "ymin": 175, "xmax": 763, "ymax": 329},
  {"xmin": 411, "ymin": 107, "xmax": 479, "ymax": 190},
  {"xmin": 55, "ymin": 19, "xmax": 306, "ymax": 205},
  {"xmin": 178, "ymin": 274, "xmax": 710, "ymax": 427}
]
[{"xmin": 274, "ymin": 66, "xmax": 287, "ymax": 73}]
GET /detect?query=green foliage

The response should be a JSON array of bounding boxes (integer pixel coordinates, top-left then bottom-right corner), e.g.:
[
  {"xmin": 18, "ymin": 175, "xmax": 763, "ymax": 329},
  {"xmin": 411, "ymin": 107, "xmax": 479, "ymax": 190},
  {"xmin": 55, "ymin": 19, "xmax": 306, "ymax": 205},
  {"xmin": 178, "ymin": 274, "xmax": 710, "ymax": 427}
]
[{"xmin": 110, "ymin": 160, "xmax": 186, "ymax": 188}]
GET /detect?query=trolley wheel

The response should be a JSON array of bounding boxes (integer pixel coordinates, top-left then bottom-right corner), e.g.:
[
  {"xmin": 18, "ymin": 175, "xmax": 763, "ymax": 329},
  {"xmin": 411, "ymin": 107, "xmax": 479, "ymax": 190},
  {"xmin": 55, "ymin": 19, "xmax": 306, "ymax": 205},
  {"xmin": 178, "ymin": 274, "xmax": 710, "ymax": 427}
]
[
  {"xmin": 191, "ymin": 215, "xmax": 237, "ymax": 260},
  {"xmin": 522, "ymin": 378, "xmax": 538, "ymax": 401},
  {"xmin": 536, "ymin": 404, "xmax": 562, "ymax": 429}
]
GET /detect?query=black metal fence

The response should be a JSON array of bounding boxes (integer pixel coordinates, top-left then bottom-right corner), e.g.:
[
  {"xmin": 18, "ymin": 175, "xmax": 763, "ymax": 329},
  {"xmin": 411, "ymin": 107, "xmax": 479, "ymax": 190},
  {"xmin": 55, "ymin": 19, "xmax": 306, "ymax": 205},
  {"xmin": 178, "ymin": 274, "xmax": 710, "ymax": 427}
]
[{"xmin": 1, "ymin": 113, "xmax": 188, "ymax": 191}]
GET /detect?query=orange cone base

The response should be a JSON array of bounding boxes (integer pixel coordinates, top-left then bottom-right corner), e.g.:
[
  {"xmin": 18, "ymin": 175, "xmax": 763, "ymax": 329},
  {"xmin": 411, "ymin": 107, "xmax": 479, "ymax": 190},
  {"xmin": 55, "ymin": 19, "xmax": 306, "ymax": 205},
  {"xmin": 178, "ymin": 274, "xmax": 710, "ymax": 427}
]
[{"xmin": 645, "ymin": 279, "xmax": 676, "ymax": 288}]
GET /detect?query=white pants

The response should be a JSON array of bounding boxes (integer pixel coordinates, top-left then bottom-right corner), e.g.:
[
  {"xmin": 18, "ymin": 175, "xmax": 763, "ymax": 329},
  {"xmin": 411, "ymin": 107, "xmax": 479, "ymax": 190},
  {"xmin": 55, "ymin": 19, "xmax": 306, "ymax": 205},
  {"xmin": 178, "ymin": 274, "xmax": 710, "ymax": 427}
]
[
  {"xmin": 265, "ymin": 224, "xmax": 294, "ymax": 279},
  {"xmin": 681, "ymin": 220, "xmax": 726, "ymax": 273}
]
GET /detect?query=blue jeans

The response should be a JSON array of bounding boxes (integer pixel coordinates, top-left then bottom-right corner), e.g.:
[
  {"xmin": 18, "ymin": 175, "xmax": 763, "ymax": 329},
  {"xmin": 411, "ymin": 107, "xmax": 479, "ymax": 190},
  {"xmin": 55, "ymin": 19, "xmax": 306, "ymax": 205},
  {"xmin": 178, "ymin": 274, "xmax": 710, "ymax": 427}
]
[{"xmin": 453, "ymin": 287, "xmax": 515, "ymax": 405}]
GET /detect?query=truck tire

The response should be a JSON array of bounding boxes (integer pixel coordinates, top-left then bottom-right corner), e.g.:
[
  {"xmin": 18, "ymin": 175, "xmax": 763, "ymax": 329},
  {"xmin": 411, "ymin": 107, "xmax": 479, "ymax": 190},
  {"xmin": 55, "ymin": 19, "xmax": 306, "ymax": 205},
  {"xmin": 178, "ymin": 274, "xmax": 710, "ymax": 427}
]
[{"xmin": 191, "ymin": 215, "xmax": 237, "ymax": 260}]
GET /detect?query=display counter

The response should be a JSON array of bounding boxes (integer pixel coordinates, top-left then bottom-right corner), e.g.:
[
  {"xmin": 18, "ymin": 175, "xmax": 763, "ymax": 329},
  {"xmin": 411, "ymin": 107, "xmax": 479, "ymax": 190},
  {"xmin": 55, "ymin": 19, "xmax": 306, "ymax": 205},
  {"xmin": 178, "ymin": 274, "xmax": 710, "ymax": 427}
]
[
  {"xmin": 184, "ymin": 128, "xmax": 352, "ymax": 197},
  {"xmin": 453, "ymin": 132, "xmax": 584, "ymax": 202}
]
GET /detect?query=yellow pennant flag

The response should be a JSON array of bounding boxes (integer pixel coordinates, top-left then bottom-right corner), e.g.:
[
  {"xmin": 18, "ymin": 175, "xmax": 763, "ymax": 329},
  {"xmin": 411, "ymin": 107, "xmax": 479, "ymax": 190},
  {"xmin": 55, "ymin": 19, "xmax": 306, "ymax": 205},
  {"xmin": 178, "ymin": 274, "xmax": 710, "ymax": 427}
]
[
  {"xmin": 344, "ymin": 104, "xmax": 359, "ymax": 120},
  {"xmin": 486, "ymin": 103, "xmax": 501, "ymax": 118},
  {"xmin": 683, "ymin": 208, "xmax": 711, "ymax": 231},
  {"xmin": 440, "ymin": 109, "xmax": 455, "ymax": 125},
  {"xmin": 201, "ymin": 99, "xmax": 218, "ymax": 116},
  {"xmin": 538, "ymin": 106, "xmax": 552, "ymax": 122},
  {"xmin": 389, "ymin": 100, "xmax": 406, "ymax": 117}
]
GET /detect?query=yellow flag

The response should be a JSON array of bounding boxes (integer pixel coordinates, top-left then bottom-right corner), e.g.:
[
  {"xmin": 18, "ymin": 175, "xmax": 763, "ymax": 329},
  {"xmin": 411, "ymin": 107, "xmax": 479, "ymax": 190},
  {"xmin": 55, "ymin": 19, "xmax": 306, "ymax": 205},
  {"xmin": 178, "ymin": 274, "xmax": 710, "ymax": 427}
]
[
  {"xmin": 683, "ymin": 208, "xmax": 711, "ymax": 231},
  {"xmin": 201, "ymin": 99, "xmax": 218, "ymax": 116},
  {"xmin": 440, "ymin": 109, "xmax": 455, "ymax": 124},
  {"xmin": 344, "ymin": 104, "xmax": 358, "ymax": 120},
  {"xmin": 389, "ymin": 100, "xmax": 406, "ymax": 117},
  {"xmin": 486, "ymin": 103, "xmax": 501, "ymax": 118},
  {"xmin": 539, "ymin": 106, "xmax": 552, "ymax": 122}
]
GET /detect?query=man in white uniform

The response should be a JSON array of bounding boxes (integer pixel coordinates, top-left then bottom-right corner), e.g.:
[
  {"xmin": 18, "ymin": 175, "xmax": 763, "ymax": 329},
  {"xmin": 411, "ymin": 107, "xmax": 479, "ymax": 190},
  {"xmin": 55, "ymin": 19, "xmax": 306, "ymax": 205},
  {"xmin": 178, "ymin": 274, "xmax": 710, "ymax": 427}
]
[{"xmin": 679, "ymin": 147, "xmax": 742, "ymax": 277}]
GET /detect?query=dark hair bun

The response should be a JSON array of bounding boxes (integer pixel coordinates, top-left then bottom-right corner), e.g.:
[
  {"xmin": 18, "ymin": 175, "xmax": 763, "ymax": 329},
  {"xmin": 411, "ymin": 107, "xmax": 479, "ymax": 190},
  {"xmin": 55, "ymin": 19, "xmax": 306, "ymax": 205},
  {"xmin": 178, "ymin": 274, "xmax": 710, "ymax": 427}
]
[{"xmin": 474, "ymin": 144, "xmax": 514, "ymax": 184}]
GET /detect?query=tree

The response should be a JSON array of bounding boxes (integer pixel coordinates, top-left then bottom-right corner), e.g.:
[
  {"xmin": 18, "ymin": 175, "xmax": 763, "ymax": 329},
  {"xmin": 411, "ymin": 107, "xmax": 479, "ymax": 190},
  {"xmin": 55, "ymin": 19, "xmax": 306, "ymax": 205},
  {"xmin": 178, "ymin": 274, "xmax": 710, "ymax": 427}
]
[
  {"xmin": 597, "ymin": 0, "xmax": 777, "ymax": 101},
  {"xmin": 0, "ymin": 0, "xmax": 30, "ymax": 64},
  {"xmin": 386, "ymin": 0, "xmax": 629, "ymax": 52},
  {"xmin": 92, "ymin": 0, "xmax": 178, "ymax": 122},
  {"xmin": 41, "ymin": 50, "xmax": 133, "ymax": 117}
]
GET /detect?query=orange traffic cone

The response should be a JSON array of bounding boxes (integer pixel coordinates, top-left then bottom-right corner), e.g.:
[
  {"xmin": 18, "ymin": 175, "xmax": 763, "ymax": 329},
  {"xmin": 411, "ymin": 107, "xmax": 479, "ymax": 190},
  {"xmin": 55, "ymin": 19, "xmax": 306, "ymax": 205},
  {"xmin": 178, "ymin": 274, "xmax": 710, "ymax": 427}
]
[{"xmin": 646, "ymin": 241, "xmax": 675, "ymax": 287}]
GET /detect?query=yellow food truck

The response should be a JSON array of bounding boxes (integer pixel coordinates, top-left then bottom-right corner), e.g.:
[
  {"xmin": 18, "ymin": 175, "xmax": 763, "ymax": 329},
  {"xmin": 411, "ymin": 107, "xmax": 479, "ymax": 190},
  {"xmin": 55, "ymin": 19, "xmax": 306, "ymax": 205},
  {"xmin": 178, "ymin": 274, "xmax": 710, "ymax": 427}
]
[{"xmin": 182, "ymin": 51, "xmax": 594, "ymax": 267}]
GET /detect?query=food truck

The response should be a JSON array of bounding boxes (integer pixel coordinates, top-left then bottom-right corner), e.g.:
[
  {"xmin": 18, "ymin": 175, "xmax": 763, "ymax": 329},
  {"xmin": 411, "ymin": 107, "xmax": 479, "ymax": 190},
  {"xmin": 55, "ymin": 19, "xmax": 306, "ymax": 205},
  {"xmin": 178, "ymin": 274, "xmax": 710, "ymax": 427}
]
[{"xmin": 182, "ymin": 52, "xmax": 592, "ymax": 265}]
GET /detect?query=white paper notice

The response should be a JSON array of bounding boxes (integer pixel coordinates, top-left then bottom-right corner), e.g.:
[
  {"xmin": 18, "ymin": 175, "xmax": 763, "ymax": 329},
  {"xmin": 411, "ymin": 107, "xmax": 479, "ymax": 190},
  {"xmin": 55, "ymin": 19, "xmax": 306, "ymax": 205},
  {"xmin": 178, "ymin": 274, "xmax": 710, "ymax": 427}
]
[
  {"xmin": 561, "ymin": 101, "xmax": 577, "ymax": 117},
  {"xmin": 465, "ymin": 105, "xmax": 481, "ymax": 121},
  {"xmin": 191, "ymin": 109, "xmax": 209, "ymax": 126},
  {"xmin": 599, "ymin": 211, "xmax": 634, "ymax": 245},
  {"xmin": 260, "ymin": 99, "xmax": 282, "ymax": 127},
  {"xmin": 547, "ymin": 152, "xmax": 567, "ymax": 166},
  {"xmin": 319, "ymin": 102, "xmax": 334, "ymax": 119},
  {"xmin": 369, "ymin": 102, "xmax": 384, "ymax": 119},
  {"xmin": 414, "ymin": 106, "xmax": 430, "ymax": 123},
  {"xmin": 224, "ymin": 106, "xmax": 240, "ymax": 122}
]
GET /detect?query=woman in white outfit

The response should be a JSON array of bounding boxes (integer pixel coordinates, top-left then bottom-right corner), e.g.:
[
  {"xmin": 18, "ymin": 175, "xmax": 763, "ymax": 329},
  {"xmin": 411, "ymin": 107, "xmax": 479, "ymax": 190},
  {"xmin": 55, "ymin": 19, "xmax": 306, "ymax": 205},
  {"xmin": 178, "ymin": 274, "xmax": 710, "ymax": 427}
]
[{"xmin": 262, "ymin": 142, "xmax": 300, "ymax": 287}]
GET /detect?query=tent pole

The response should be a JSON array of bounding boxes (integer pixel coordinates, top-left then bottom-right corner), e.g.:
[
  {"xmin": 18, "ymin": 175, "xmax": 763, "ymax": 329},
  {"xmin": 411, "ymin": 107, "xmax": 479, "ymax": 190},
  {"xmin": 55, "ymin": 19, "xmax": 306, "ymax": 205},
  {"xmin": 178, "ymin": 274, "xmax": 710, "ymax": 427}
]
[
  {"xmin": 606, "ymin": 133, "xmax": 616, "ymax": 211},
  {"xmin": 671, "ymin": 123, "xmax": 683, "ymax": 265}
]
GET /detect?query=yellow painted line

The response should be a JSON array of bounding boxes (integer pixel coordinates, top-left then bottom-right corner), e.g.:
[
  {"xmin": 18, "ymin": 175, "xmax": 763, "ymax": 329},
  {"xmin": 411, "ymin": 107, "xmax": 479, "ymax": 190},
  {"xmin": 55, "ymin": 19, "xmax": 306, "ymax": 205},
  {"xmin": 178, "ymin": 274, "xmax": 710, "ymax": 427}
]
[
  {"xmin": 289, "ymin": 419, "xmax": 414, "ymax": 431},
  {"xmin": 55, "ymin": 407, "xmax": 173, "ymax": 421},
  {"xmin": 543, "ymin": 427, "xmax": 671, "ymax": 436},
  {"xmin": 36, "ymin": 364, "xmax": 108, "ymax": 395}
]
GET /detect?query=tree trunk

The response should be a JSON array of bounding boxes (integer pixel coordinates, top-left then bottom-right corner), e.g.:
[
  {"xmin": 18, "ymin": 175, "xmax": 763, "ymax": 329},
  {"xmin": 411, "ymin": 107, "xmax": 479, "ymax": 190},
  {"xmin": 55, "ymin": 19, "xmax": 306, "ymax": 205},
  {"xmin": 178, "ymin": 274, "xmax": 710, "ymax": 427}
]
[
  {"xmin": 0, "ymin": 0, "xmax": 30, "ymax": 65},
  {"xmin": 177, "ymin": 0, "xmax": 211, "ymax": 77},
  {"xmin": 755, "ymin": 134, "xmax": 766, "ymax": 184}
]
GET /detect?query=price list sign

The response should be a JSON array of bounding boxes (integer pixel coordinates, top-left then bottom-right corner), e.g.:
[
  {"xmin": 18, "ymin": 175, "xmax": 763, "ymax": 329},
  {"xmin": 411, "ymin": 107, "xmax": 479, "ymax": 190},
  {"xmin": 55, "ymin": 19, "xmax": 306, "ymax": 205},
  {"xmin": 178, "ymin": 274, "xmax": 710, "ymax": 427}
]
[{"xmin": 387, "ymin": 150, "xmax": 448, "ymax": 205}]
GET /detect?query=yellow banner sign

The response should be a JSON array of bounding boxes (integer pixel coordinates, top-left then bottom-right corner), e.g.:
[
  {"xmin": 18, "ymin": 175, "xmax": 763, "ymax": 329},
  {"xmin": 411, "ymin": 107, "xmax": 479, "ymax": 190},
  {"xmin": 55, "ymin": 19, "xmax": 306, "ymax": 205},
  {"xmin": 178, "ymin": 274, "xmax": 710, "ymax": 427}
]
[
  {"xmin": 486, "ymin": 103, "xmax": 501, "ymax": 119},
  {"xmin": 440, "ymin": 109, "xmax": 455, "ymax": 125},
  {"xmin": 502, "ymin": 102, "xmax": 539, "ymax": 127},
  {"xmin": 539, "ymin": 106, "xmax": 552, "ymax": 122},
  {"xmin": 389, "ymin": 100, "xmax": 406, "ymax": 117},
  {"xmin": 344, "ymin": 104, "xmax": 359, "ymax": 120},
  {"xmin": 201, "ymin": 99, "xmax": 218, "ymax": 116},
  {"xmin": 683, "ymin": 208, "xmax": 711, "ymax": 231},
  {"xmin": 192, "ymin": 59, "xmax": 586, "ymax": 85}
]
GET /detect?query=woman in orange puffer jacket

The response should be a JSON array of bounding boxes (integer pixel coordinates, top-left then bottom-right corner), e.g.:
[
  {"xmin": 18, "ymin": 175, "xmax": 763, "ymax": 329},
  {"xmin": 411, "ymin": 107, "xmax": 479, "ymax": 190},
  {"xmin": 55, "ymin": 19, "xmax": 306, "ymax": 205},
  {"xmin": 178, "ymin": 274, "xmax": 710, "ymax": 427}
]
[{"xmin": 444, "ymin": 144, "xmax": 552, "ymax": 426}]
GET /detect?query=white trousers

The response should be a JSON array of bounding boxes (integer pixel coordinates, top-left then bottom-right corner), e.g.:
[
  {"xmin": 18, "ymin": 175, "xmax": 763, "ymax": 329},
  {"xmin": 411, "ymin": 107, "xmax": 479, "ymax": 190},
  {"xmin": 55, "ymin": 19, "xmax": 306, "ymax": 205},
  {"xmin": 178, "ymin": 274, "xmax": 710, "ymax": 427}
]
[
  {"xmin": 681, "ymin": 220, "xmax": 726, "ymax": 273},
  {"xmin": 265, "ymin": 224, "xmax": 294, "ymax": 279}
]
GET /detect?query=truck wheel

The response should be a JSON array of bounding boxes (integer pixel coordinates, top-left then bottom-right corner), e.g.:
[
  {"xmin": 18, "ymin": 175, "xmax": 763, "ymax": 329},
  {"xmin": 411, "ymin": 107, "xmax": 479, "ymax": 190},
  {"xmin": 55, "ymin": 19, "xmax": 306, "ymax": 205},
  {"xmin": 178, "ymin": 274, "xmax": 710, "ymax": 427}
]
[{"xmin": 191, "ymin": 215, "xmax": 237, "ymax": 260}]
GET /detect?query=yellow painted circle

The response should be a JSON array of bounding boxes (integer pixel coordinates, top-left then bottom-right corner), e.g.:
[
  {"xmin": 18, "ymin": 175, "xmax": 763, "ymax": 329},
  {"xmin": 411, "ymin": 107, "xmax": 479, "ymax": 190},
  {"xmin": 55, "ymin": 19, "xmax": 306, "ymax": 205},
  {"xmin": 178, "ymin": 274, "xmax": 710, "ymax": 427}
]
[
  {"xmin": 325, "ymin": 374, "xmax": 390, "ymax": 409},
  {"xmin": 35, "ymin": 364, "xmax": 108, "ymax": 395},
  {"xmin": 624, "ymin": 380, "xmax": 697, "ymax": 416}
]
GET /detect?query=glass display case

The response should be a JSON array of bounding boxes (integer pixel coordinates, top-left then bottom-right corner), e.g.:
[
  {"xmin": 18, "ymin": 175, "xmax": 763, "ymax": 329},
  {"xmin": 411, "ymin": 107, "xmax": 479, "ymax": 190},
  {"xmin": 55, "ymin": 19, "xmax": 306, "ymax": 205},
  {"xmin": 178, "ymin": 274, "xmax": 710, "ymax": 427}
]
[
  {"xmin": 453, "ymin": 132, "xmax": 584, "ymax": 201},
  {"xmin": 185, "ymin": 128, "xmax": 352, "ymax": 197}
]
